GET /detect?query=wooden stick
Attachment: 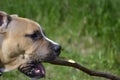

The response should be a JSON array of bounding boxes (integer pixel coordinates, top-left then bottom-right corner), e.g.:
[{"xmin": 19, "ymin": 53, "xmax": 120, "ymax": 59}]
[{"xmin": 48, "ymin": 57, "xmax": 120, "ymax": 80}]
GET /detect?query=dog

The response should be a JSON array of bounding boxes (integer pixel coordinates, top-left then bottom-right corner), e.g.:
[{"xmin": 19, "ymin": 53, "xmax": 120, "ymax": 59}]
[{"xmin": 0, "ymin": 11, "xmax": 61, "ymax": 79}]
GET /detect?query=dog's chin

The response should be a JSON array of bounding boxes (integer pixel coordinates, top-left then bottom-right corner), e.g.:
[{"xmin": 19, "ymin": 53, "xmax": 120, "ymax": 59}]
[{"xmin": 18, "ymin": 62, "xmax": 45, "ymax": 79}]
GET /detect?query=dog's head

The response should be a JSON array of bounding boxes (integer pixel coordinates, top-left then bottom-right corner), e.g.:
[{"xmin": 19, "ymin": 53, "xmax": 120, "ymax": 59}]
[{"xmin": 0, "ymin": 11, "xmax": 61, "ymax": 79}]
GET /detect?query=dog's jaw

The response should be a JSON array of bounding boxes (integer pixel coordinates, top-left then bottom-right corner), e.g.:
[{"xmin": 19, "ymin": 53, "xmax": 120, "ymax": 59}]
[{"xmin": 18, "ymin": 62, "xmax": 46, "ymax": 79}]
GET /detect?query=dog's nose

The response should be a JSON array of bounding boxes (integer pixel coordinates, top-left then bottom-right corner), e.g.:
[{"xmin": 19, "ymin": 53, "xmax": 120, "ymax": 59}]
[{"xmin": 53, "ymin": 45, "xmax": 61, "ymax": 56}]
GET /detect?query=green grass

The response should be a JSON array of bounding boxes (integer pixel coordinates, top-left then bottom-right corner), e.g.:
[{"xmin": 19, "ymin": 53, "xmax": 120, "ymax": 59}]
[{"xmin": 0, "ymin": 0, "xmax": 120, "ymax": 80}]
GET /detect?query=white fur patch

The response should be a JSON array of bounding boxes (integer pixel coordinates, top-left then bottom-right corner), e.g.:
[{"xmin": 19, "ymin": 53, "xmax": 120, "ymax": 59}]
[
  {"xmin": 11, "ymin": 14, "xmax": 18, "ymax": 17},
  {"xmin": 0, "ymin": 68, "xmax": 9, "ymax": 72}
]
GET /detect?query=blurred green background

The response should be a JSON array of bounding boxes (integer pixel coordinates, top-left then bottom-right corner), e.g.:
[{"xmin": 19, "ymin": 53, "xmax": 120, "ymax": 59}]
[{"xmin": 0, "ymin": 0, "xmax": 120, "ymax": 80}]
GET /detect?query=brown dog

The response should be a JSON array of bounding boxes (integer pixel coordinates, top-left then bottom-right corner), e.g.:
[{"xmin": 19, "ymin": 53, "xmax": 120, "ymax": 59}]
[{"xmin": 0, "ymin": 11, "xmax": 61, "ymax": 79}]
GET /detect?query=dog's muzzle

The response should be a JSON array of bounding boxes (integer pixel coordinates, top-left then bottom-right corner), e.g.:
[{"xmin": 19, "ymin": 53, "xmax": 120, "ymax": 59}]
[{"xmin": 18, "ymin": 44, "xmax": 61, "ymax": 79}]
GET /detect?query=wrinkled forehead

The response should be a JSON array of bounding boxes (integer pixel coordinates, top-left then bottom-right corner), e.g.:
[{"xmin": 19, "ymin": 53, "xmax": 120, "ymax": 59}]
[
  {"xmin": 8, "ymin": 17, "xmax": 43, "ymax": 34},
  {"xmin": 24, "ymin": 19, "xmax": 43, "ymax": 34}
]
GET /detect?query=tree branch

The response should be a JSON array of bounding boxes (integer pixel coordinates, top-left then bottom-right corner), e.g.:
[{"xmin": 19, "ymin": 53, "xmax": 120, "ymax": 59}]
[{"xmin": 48, "ymin": 57, "xmax": 120, "ymax": 80}]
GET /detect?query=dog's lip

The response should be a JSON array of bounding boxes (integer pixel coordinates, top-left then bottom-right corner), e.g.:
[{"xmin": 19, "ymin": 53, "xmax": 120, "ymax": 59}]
[
  {"xmin": 18, "ymin": 62, "xmax": 46, "ymax": 79},
  {"xmin": 33, "ymin": 63, "xmax": 46, "ymax": 78}
]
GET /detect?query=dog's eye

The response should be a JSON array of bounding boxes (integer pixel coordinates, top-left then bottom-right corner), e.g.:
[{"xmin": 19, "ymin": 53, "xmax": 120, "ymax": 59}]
[{"xmin": 25, "ymin": 31, "xmax": 43, "ymax": 41}]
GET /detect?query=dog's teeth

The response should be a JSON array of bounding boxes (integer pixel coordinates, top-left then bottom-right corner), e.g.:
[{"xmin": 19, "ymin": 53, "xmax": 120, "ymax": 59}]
[
  {"xmin": 35, "ymin": 70, "xmax": 40, "ymax": 73},
  {"xmin": 28, "ymin": 72, "xmax": 31, "ymax": 75},
  {"xmin": 31, "ymin": 68, "xmax": 35, "ymax": 72}
]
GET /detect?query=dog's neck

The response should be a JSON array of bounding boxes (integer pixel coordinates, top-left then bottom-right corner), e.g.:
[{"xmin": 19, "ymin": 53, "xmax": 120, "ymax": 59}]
[{"xmin": 0, "ymin": 57, "xmax": 5, "ymax": 75}]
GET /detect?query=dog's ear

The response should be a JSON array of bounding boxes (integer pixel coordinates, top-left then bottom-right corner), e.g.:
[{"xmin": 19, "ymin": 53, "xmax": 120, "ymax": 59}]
[{"xmin": 0, "ymin": 11, "xmax": 11, "ymax": 33}]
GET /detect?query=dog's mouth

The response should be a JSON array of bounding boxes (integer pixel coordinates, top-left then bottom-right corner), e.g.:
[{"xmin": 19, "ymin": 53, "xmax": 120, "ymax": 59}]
[
  {"xmin": 18, "ymin": 62, "xmax": 45, "ymax": 79},
  {"xmin": 18, "ymin": 50, "xmax": 60, "ymax": 79},
  {"xmin": 18, "ymin": 53, "xmax": 58, "ymax": 79}
]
